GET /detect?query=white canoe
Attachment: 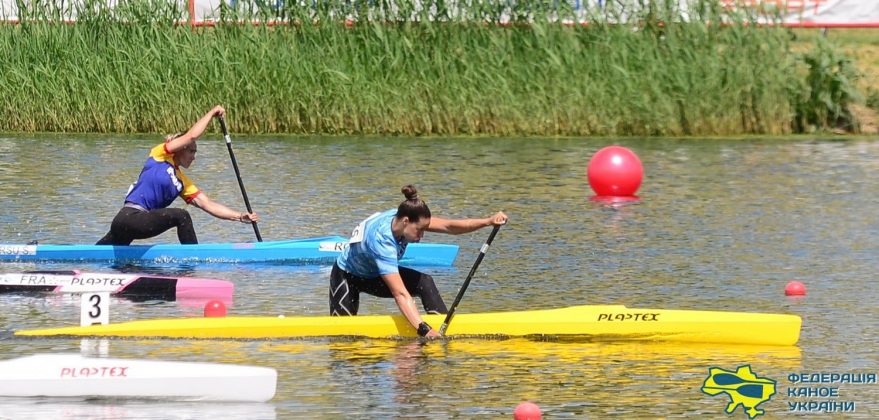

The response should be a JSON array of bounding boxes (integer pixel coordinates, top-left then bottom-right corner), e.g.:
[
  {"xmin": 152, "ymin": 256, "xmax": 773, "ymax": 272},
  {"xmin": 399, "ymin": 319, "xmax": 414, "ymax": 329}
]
[
  {"xmin": 0, "ymin": 400, "xmax": 277, "ymax": 419},
  {"xmin": 0, "ymin": 354, "xmax": 277, "ymax": 402}
]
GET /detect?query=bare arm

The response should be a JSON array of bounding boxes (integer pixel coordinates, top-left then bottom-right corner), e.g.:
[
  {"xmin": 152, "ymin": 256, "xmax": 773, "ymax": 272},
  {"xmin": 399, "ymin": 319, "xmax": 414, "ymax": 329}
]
[
  {"xmin": 165, "ymin": 106, "xmax": 225, "ymax": 153},
  {"xmin": 190, "ymin": 193, "xmax": 259, "ymax": 223},
  {"xmin": 381, "ymin": 272, "xmax": 441, "ymax": 338},
  {"xmin": 427, "ymin": 211, "xmax": 507, "ymax": 234}
]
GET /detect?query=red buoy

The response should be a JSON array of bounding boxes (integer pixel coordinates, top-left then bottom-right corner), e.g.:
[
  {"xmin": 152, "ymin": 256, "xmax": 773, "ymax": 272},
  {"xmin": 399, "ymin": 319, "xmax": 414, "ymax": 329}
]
[
  {"xmin": 785, "ymin": 281, "xmax": 806, "ymax": 296},
  {"xmin": 587, "ymin": 146, "xmax": 643, "ymax": 197},
  {"xmin": 513, "ymin": 401, "xmax": 542, "ymax": 420},
  {"xmin": 204, "ymin": 300, "xmax": 227, "ymax": 317}
]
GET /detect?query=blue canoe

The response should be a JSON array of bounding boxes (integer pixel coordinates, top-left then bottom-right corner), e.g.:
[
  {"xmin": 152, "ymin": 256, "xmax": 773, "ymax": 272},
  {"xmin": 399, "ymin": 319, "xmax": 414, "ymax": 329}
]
[{"xmin": 0, "ymin": 236, "xmax": 458, "ymax": 266}]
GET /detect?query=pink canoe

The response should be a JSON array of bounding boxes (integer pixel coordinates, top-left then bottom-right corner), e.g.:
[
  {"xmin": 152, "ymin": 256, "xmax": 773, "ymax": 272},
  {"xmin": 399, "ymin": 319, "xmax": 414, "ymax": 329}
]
[{"xmin": 0, "ymin": 270, "xmax": 233, "ymax": 302}]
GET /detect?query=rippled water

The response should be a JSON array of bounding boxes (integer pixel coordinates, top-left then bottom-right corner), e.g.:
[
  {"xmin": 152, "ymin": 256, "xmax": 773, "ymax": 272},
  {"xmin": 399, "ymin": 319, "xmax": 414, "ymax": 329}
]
[{"xmin": 1, "ymin": 135, "xmax": 878, "ymax": 418}]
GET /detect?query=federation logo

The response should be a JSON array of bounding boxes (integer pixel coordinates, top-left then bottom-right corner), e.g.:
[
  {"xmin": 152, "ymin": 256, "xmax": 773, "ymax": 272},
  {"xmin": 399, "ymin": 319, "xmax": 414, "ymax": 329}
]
[{"xmin": 701, "ymin": 365, "xmax": 776, "ymax": 419}]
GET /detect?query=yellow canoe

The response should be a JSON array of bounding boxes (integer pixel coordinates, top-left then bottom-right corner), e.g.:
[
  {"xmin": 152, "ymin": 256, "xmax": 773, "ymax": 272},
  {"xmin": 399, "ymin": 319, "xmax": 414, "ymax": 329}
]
[{"xmin": 15, "ymin": 304, "xmax": 801, "ymax": 346}]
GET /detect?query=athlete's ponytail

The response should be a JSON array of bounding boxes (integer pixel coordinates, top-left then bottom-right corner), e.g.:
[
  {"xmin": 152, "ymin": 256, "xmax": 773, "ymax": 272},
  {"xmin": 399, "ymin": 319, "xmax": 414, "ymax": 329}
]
[
  {"xmin": 397, "ymin": 185, "xmax": 431, "ymax": 222},
  {"xmin": 164, "ymin": 132, "xmax": 184, "ymax": 142}
]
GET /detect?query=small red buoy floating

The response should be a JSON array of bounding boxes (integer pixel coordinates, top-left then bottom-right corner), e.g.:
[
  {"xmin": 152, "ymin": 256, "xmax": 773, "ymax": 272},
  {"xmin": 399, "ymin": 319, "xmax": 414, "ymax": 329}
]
[
  {"xmin": 785, "ymin": 281, "xmax": 806, "ymax": 296},
  {"xmin": 513, "ymin": 401, "xmax": 542, "ymax": 420},
  {"xmin": 587, "ymin": 145, "xmax": 643, "ymax": 199},
  {"xmin": 204, "ymin": 300, "xmax": 227, "ymax": 317}
]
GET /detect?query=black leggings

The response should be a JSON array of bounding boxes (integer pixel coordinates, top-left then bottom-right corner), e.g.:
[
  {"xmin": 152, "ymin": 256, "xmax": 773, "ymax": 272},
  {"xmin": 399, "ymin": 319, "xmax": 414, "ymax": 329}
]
[
  {"xmin": 96, "ymin": 206, "xmax": 197, "ymax": 245},
  {"xmin": 330, "ymin": 263, "xmax": 448, "ymax": 316}
]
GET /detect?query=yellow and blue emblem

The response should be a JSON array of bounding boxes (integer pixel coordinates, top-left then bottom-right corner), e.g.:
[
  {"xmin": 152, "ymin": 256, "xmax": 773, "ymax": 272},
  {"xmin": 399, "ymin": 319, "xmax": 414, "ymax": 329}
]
[{"xmin": 701, "ymin": 365, "xmax": 776, "ymax": 419}]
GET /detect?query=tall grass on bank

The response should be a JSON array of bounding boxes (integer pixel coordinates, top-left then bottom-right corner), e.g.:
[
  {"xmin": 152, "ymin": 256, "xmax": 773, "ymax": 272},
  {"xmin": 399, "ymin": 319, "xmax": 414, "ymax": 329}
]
[
  {"xmin": 792, "ymin": 36, "xmax": 862, "ymax": 132},
  {"xmin": 0, "ymin": 0, "xmax": 861, "ymax": 135}
]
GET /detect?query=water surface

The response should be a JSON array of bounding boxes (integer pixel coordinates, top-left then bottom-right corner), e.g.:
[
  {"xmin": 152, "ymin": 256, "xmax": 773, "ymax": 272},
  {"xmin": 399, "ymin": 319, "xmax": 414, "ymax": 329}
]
[{"xmin": 1, "ymin": 135, "xmax": 877, "ymax": 418}]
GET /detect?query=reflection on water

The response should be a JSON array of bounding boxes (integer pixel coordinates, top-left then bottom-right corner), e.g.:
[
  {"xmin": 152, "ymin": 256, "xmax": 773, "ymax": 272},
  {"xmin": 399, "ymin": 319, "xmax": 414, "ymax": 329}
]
[{"xmin": 1, "ymin": 135, "xmax": 878, "ymax": 417}]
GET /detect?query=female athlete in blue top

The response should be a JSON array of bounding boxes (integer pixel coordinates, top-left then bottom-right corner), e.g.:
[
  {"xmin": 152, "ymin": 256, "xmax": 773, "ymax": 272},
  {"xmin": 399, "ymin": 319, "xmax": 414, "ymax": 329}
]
[
  {"xmin": 96, "ymin": 106, "xmax": 259, "ymax": 245},
  {"xmin": 331, "ymin": 185, "xmax": 507, "ymax": 338}
]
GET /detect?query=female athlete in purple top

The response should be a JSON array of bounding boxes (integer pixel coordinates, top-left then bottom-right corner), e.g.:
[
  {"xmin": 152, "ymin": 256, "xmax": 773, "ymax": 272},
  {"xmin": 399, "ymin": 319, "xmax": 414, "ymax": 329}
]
[
  {"xmin": 96, "ymin": 106, "xmax": 259, "ymax": 245},
  {"xmin": 331, "ymin": 185, "xmax": 507, "ymax": 338}
]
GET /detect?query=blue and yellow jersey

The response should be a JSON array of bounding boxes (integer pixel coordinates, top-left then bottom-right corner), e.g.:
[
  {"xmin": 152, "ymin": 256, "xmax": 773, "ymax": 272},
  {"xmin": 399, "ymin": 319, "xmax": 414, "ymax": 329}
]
[
  {"xmin": 337, "ymin": 209, "xmax": 408, "ymax": 279},
  {"xmin": 124, "ymin": 143, "xmax": 201, "ymax": 211}
]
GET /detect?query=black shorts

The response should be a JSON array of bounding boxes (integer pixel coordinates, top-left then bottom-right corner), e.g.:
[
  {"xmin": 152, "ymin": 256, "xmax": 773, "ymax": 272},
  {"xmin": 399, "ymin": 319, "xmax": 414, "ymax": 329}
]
[
  {"xmin": 96, "ymin": 205, "xmax": 196, "ymax": 245},
  {"xmin": 329, "ymin": 263, "xmax": 447, "ymax": 316}
]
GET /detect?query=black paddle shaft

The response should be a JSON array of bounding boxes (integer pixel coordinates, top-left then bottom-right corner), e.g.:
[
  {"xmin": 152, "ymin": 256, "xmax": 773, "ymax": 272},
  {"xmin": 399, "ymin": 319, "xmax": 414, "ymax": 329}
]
[
  {"xmin": 218, "ymin": 116, "xmax": 262, "ymax": 242},
  {"xmin": 439, "ymin": 223, "xmax": 503, "ymax": 335}
]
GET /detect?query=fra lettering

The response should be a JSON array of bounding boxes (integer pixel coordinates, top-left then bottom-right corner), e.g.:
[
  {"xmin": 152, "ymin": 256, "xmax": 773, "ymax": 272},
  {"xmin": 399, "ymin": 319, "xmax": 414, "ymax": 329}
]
[{"xmin": 18, "ymin": 275, "xmax": 48, "ymax": 285}]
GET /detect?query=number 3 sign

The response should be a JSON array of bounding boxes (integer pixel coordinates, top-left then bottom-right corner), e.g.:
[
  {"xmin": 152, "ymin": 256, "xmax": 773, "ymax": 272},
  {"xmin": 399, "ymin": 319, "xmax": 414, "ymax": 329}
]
[{"xmin": 80, "ymin": 292, "xmax": 110, "ymax": 326}]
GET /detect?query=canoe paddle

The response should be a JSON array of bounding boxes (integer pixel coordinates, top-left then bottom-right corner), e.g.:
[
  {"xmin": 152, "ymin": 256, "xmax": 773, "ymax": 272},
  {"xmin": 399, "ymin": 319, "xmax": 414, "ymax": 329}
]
[
  {"xmin": 438, "ymin": 223, "xmax": 503, "ymax": 336},
  {"xmin": 217, "ymin": 115, "xmax": 262, "ymax": 242}
]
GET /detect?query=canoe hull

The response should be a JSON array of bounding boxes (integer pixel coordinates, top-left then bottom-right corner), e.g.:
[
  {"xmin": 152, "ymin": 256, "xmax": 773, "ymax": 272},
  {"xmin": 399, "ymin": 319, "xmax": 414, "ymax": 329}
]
[
  {"xmin": 0, "ymin": 354, "xmax": 277, "ymax": 402},
  {"xmin": 16, "ymin": 305, "xmax": 802, "ymax": 346},
  {"xmin": 0, "ymin": 236, "xmax": 458, "ymax": 266},
  {"xmin": 0, "ymin": 270, "xmax": 233, "ymax": 302}
]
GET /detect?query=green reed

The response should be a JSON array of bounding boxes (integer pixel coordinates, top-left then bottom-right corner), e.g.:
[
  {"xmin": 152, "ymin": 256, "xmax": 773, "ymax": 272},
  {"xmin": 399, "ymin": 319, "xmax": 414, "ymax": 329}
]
[
  {"xmin": 792, "ymin": 36, "xmax": 862, "ymax": 132},
  {"xmin": 0, "ymin": 0, "xmax": 858, "ymax": 135}
]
